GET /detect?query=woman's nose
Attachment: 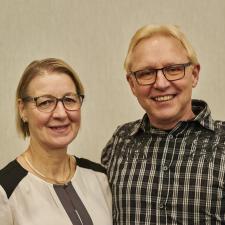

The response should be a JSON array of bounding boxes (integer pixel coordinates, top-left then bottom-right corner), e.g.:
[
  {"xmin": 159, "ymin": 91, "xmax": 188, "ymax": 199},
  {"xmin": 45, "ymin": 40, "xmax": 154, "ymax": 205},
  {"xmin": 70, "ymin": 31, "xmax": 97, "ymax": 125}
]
[{"xmin": 52, "ymin": 101, "xmax": 67, "ymax": 118}]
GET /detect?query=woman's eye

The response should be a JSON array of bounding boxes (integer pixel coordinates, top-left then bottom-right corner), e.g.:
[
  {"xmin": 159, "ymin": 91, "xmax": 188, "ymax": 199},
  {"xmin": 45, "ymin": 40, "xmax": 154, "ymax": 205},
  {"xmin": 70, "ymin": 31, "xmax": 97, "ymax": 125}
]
[
  {"xmin": 64, "ymin": 97, "xmax": 77, "ymax": 104},
  {"xmin": 37, "ymin": 99, "xmax": 54, "ymax": 107}
]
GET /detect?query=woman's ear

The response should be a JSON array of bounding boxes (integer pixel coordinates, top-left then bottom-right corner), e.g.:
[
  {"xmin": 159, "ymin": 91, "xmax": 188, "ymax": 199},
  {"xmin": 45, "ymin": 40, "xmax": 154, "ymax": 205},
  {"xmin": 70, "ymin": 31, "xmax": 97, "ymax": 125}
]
[{"xmin": 18, "ymin": 99, "xmax": 28, "ymax": 122}]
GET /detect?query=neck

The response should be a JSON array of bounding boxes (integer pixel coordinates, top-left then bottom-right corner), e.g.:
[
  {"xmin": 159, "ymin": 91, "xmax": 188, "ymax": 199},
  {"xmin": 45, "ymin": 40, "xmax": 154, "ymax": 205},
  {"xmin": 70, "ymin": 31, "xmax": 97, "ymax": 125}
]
[
  {"xmin": 23, "ymin": 144, "xmax": 75, "ymax": 184},
  {"xmin": 148, "ymin": 111, "xmax": 196, "ymax": 130}
]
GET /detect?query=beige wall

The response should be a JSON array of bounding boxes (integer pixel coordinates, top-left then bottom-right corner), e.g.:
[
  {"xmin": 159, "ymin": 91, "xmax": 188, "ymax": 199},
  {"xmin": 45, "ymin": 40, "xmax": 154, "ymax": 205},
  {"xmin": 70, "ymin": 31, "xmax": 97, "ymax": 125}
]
[{"xmin": 1, "ymin": 0, "xmax": 225, "ymax": 167}]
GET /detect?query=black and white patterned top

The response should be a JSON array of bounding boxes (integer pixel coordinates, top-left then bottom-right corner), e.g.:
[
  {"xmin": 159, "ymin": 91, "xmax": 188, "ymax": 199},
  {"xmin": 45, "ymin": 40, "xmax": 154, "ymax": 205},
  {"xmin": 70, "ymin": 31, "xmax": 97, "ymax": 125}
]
[
  {"xmin": 101, "ymin": 99, "xmax": 225, "ymax": 225},
  {"xmin": 0, "ymin": 157, "xmax": 112, "ymax": 225}
]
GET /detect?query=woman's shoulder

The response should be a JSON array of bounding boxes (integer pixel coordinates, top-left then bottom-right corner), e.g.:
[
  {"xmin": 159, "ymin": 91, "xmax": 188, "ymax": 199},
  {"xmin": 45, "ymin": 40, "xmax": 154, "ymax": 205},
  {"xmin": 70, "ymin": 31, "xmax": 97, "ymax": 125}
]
[
  {"xmin": 74, "ymin": 156, "xmax": 109, "ymax": 187},
  {"xmin": 0, "ymin": 160, "xmax": 28, "ymax": 198},
  {"xmin": 75, "ymin": 156, "xmax": 106, "ymax": 174}
]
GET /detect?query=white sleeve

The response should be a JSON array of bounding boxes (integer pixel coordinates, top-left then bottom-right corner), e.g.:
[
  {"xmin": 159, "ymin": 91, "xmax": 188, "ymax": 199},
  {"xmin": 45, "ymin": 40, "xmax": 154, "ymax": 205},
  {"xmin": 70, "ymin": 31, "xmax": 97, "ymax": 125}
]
[
  {"xmin": 0, "ymin": 186, "xmax": 13, "ymax": 225},
  {"xmin": 103, "ymin": 175, "xmax": 112, "ymax": 214}
]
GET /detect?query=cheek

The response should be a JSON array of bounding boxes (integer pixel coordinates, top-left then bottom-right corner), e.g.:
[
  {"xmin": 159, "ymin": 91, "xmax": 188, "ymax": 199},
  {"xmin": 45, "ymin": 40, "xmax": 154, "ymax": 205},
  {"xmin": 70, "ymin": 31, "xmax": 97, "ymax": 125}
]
[
  {"xmin": 68, "ymin": 111, "xmax": 81, "ymax": 124},
  {"xmin": 181, "ymin": 79, "xmax": 194, "ymax": 93},
  {"xmin": 139, "ymin": 87, "xmax": 152, "ymax": 100},
  {"xmin": 173, "ymin": 77, "xmax": 192, "ymax": 92},
  {"xmin": 27, "ymin": 111, "xmax": 50, "ymax": 129},
  {"xmin": 29, "ymin": 118, "xmax": 49, "ymax": 136},
  {"xmin": 135, "ymin": 85, "xmax": 151, "ymax": 98}
]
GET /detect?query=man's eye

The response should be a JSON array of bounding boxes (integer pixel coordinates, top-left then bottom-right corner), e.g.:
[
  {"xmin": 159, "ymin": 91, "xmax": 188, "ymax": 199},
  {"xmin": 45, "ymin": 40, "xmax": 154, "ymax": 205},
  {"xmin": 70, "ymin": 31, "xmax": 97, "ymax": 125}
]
[
  {"xmin": 136, "ymin": 69, "xmax": 155, "ymax": 78},
  {"xmin": 166, "ymin": 65, "xmax": 183, "ymax": 74}
]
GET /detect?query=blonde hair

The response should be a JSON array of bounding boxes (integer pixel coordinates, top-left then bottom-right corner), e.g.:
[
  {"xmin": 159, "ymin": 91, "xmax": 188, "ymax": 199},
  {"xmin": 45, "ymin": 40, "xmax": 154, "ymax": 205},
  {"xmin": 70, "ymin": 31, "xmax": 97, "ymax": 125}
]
[
  {"xmin": 124, "ymin": 24, "xmax": 199, "ymax": 72},
  {"xmin": 16, "ymin": 58, "xmax": 84, "ymax": 139}
]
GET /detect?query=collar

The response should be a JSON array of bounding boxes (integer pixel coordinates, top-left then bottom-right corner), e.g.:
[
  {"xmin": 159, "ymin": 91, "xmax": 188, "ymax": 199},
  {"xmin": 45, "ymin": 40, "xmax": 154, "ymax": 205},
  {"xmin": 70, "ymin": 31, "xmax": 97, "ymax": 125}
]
[
  {"xmin": 192, "ymin": 99, "xmax": 215, "ymax": 131},
  {"xmin": 130, "ymin": 99, "xmax": 215, "ymax": 136}
]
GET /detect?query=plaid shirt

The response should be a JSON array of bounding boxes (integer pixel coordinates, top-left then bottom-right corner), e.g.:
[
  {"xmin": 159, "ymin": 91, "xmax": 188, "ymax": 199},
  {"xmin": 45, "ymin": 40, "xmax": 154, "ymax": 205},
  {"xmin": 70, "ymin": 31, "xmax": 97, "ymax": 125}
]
[{"xmin": 101, "ymin": 100, "xmax": 225, "ymax": 225}]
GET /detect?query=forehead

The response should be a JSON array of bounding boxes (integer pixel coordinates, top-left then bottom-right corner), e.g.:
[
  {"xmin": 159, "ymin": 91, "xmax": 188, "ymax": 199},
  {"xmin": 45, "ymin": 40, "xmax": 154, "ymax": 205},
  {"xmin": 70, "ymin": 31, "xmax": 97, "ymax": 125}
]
[
  {"xmin": 135, "ymin": 34, "xmax": 186, "ymax": 51},
  {"xmin": 27, "ymin": 72, "xmax": 76, "ymax": 96},
  {"xmin": 130, "ymin": 35, "xmax": 188, "ymax": 70}
]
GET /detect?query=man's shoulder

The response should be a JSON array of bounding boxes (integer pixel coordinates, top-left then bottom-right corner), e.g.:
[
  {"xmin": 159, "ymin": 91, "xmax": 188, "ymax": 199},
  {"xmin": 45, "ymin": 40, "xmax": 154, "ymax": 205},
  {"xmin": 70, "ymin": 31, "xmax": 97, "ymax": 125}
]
[
  {"xmin": 213, "ymin": 120, "xmax": 225, "ymax": 134},
  {"xmin": 113, "ymin": 118, "xmax": 142, "ymax": 137}
]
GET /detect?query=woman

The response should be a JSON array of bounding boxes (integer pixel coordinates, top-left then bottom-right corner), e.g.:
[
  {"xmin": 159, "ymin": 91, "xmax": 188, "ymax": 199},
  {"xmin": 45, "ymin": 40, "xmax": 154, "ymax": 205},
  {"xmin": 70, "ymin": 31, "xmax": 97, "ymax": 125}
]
[{"xmin": 0, "ymin": 58, "xmax": 112, "ymax": 225}]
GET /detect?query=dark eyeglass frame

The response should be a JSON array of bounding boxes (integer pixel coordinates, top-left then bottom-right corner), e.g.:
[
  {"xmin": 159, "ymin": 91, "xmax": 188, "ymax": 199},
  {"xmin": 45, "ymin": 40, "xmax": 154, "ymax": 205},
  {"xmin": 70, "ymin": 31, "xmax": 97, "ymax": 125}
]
[
  {"xmin": 22, "ymin": 93, "xmax": 84, "ymax": 113},
  {"xmin": 129, "ymin": 62, "xmax": 192, "ymax": 86}
]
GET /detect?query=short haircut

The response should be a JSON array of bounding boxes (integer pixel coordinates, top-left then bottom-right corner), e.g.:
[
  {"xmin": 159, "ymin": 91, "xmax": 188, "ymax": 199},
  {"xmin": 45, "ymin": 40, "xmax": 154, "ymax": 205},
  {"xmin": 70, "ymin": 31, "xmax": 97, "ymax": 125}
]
[{"xmin": 124, "ymin": 24, "xmax": 199, "ymax": 72}]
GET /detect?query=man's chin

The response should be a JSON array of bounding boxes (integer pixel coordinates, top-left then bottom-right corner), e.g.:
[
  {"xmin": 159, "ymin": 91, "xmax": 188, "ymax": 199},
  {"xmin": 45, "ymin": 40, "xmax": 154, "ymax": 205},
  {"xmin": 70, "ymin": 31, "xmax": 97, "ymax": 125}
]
[{"xmin": 148, "ymin": 111, "xmax": 180, "ymax": 127}]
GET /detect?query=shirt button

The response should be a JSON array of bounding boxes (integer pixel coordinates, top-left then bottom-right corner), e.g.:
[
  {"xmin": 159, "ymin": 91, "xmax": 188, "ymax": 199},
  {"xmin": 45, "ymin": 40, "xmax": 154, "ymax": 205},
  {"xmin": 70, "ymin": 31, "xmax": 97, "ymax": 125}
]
[
  {"xmin": 163, "ymin": 165, "xmax": 168, "ymax": 171},
  {"xmin": 168, "ymin": 134, "xmax": 173, "ymax": 139},
  {"xmin": 159, "ymin": 203, "xmax": 164, "ymax": 209}
]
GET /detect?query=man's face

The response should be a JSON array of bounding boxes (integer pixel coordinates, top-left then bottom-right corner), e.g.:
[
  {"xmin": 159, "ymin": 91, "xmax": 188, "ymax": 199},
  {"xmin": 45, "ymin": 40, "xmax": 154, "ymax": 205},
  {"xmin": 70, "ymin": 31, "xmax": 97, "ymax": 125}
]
[{"xmin": 127, "ymin": 35, "xmax": 200, "ymax": 130}]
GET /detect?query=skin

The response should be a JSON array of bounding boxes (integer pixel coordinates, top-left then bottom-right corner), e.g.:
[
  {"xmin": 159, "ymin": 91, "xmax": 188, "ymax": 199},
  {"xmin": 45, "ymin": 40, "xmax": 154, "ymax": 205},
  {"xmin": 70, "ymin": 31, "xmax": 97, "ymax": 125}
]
[
  {"xmin": 127, "ymin": 35, "xmax": 200, "ymax": 130},
  {"xmin": 18, "ymin": 72, "xmax": 80, "ymax": 180}
]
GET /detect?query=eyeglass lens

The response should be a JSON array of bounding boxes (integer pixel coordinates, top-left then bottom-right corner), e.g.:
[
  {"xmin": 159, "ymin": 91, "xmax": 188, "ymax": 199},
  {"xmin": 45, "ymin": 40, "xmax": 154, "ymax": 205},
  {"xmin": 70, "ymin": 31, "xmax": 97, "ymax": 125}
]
[
  {"xmin": 36, "ymin": 95, "xmax": 82, "ymax": 112},
  {"xmin": 133, "ymin": 63, "xmax": 190, "ymax": 85}
]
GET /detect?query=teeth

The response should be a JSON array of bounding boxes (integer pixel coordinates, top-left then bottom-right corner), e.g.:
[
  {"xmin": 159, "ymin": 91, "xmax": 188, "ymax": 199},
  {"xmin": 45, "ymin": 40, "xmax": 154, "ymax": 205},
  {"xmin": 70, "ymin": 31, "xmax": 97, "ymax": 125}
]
[
  {"xmin": 154, "ymin": 95, "xmax": 174, "ymax": 102},
  {"xmin": 51, "ymin": 125, "xmax": 68, "ymax": 130}
]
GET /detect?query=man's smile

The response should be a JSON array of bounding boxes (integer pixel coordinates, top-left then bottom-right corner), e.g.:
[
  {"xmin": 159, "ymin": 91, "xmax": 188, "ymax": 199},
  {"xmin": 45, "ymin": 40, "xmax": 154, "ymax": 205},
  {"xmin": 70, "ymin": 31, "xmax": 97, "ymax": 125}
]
[{"xmin": 151, "ymin": 94, "xmax": 176, "ymax": 102}]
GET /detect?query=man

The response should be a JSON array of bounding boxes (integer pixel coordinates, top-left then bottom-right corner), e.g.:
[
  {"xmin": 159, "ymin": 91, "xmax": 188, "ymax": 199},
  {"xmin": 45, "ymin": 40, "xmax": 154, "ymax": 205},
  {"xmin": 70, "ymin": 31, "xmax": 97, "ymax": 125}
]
[{"xmin": 101, "ymin": 24, "xmax": 225, "ymax": 225}]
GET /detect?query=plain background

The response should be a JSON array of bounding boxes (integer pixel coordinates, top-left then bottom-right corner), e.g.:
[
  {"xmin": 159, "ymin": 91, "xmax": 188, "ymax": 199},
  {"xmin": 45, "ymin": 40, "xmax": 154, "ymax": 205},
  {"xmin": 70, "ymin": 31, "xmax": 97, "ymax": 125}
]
[{"xmin": 1, "ymin": 0, "xmax": 225, "ymax": 168}]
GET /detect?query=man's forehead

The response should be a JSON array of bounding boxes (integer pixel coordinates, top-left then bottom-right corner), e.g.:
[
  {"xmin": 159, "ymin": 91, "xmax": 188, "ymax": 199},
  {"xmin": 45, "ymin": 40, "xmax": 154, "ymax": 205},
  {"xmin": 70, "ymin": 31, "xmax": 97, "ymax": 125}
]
[
  {"xmin": 130, "ymin": 35, "xmax": 188, "ymax": 69},
  {"xmin": 134, "ymin": 34, "xmax": 183, "ymax": 51}
]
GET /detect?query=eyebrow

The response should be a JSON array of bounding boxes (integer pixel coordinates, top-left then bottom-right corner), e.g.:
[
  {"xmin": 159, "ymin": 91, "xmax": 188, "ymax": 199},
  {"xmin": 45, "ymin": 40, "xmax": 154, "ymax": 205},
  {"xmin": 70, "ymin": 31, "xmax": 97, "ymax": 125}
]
[
  {"xmin": 33, "ymin": 92, "xmax": 77, "ymax": 98},
  {"xmin": 134, "ymin": 62, "xmax": 188, "ymax": 72}
]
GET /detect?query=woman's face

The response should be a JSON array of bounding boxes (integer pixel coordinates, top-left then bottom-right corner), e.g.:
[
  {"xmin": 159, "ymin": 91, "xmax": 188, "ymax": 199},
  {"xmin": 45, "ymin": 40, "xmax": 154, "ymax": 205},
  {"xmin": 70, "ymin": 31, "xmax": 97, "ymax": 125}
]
[{"xmin": 19, "ymin": 72, "xmax": 81, "ymax": 150}]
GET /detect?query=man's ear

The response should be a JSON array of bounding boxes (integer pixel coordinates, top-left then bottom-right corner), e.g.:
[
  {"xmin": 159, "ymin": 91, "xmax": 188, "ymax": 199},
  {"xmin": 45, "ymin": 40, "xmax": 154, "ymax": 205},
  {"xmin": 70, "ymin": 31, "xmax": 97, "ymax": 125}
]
[
  {"xmin": 126, "ymin": 74, "xmax": 137, "ymax": 96},
  {"xmin": 192, "ymin": 64, "xmax": 200, "ymax": 88},
  {"xmin": 18, "ymin": 99, "xmax": 28, "ymax": 122}
]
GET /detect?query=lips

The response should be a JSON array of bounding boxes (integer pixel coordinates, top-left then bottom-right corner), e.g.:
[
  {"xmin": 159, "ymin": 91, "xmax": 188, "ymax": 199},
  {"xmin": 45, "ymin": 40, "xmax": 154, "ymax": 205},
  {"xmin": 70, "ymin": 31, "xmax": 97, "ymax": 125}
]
[
  {"xmin": 152, "ymin": 94, "xmax": 175, "ymax": 102},
  {"xmin": 49, "ymin": 124, "xmax": 70, "ymax": 133}
]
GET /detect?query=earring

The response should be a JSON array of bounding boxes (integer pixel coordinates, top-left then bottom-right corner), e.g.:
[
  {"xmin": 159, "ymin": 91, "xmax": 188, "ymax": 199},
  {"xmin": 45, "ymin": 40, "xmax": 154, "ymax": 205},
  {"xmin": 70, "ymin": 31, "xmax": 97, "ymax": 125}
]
[{"xmin": 22, "ymin": 117, "xmax": 27, "ymax": 123}]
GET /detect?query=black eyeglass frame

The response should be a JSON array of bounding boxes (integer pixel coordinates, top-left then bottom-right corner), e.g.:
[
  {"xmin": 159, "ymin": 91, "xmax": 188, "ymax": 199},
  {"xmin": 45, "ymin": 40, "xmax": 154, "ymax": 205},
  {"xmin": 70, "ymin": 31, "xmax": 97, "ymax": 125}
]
[
  {"xmin": 22, "ymin": 93, "xmax": 84, "ymax": 113},
  {"xmin": 129, "ymin": 62, "xmax": 192, "ymax": 86}
]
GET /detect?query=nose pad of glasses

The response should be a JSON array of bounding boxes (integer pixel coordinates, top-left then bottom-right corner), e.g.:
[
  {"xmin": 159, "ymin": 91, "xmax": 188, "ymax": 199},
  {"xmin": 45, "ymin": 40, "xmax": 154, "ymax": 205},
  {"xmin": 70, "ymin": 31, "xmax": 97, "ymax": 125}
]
[
  {"xmin": 53, "ymin": 99, "xmax": 67, "ymax": 113},
  {"xmin": 154, "ymin": 70, "xmax": 170, "ymax": 85}
]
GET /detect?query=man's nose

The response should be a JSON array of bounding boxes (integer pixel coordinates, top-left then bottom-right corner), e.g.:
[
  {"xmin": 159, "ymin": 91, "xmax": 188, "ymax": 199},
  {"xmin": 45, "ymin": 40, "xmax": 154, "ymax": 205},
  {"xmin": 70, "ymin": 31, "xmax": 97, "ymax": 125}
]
[{"xmin": 153, "ymin": 70, "xmax": 170, "ymax": 89}]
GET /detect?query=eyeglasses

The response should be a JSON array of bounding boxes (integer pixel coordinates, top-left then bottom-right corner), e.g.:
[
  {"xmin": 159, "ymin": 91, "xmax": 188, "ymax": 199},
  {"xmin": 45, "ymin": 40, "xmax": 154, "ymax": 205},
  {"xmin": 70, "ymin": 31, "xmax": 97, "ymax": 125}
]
[
  {"xmin": 22, "ymin": 93, "xmax": 84, "ymax": 113},
  {"xmin": 129, "ymin": 62, "xmax": 192, "ymax": 86}
]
